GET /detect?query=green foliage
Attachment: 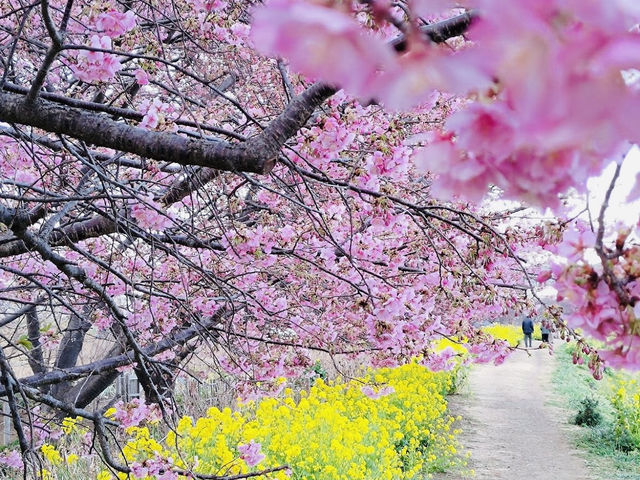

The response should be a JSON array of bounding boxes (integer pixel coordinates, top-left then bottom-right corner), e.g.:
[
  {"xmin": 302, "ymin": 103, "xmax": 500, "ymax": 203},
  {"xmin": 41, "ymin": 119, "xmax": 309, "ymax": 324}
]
[
  {"xmin": 0, "ymin": 440, "xmax": 19, "ymax": 453},
  {"xmin": 309, "ymin": 360, "xmax": 328, "ymax": 380},
  {"xmin": 552, "ymin": 343, "xmax": 640, "ymax": 480},
  {"xmin": 610, "ymin": 378, "xmax": 640, "ymax": 451},
  {"xmin": 573, "ymin": 398, "xmax": 602, "ymax": 427},
  {"xmin": 445, "ymin": 365, "xmax": 469, "ymax": 395},
  {"xmin": 17, "ymin": 335, "xmax": 32, "ymax": 350}
]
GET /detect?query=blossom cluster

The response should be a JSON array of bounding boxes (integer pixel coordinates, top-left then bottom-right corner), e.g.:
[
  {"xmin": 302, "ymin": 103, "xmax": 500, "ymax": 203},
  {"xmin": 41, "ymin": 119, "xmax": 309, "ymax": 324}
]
[
  {"xmin": 130, "ymin": 194, "xmax": 174, "ymax": 230},
  {"xmin": 71, "ymin": 8, "xmax": 136, "ymax": 82},
  {"xmin": 72, "ymin": 35, "xmax": 122, "ymax": 83},
  {"xmin": 544, "ymin": 221, "xmax": 640, "ymax": 371},
  {"xmin": 252, "ymin": 0, "xmax": 640, "ymax": 207}
]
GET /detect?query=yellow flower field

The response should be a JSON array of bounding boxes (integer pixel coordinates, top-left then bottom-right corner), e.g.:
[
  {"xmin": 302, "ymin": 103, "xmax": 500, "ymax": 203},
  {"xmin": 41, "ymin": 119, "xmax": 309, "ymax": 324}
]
[{"xmin": 92, "ymin": 362, "xmax": 466, "ymax": 479}]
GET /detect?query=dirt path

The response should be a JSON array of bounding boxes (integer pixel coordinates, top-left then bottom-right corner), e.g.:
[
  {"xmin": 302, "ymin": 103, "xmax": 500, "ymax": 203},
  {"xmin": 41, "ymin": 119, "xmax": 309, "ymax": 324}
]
[{"xmin": 438, "ymin": 343, "xmax": 591, "ymax": 479}]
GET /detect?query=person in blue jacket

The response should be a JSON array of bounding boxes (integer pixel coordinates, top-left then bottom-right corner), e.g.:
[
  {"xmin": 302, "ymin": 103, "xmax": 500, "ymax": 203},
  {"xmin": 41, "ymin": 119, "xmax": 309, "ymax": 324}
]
[{"xmin": 522, "ymin": 316, "xmax": 534, "ymax": 348}]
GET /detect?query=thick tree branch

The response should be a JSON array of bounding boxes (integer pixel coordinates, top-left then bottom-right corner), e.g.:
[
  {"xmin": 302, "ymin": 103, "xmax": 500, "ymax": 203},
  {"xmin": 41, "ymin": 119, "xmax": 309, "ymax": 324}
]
[
  {"xmin": 0, "ymin": 86, "xmax": 335, "ymax": 259},
  {"xmin": 0, "ymin": 301, "xmax": 40, "ymax": 329},
  {"xmin": 392, "ymin": 10, "xmax": 478, "ymax": 51},
  {"xmin": 0, "ymin": 10, "xmax": 474, "ymax": 177},
  {"xmin": 0, "ymin": 82, "xmax": 336, "ymax": 175},
  {"xmin": 3, "ymin": 82, "xmax": 246, "ymax": 140},
  {"xmin": 0, "ymin": 350, "xmax": 30, "ymax": 460},
  {"xmin": 27, "ymin": 0, "xmax": 64, "ymax": 101},
  {"xmin": 0, "ymin": 314, "xmax": 220, "ymax": 397},
  {"xmin": 0, "ymin": 215, "xmax": 116, "ymax": 259},
  {"xmin": 0, "ymin": 91, "xmax": 264, "ymax": 172},
  {"xmin": 26, "ymin": 308, "xmax": 46, "ymax": 376},
  {"xmin": 49, "ymin": 308, "xmax": 93, "ymax": 399},
  {"xmin": 61, "ymin": 345, "xmax": 124, "ymax": 408}
]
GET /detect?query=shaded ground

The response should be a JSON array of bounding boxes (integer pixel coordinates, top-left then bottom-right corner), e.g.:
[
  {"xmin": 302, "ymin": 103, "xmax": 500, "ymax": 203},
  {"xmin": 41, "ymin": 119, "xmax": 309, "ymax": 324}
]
[{"xmin": 437, "ymin": 343, "xmax": 591, "ymax": 479}]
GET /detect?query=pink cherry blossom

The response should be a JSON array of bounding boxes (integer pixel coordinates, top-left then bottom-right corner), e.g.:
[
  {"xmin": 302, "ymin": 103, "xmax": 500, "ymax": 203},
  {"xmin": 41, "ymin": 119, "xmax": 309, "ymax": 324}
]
[
  {"xmin": 72, "ymin": 35, "xmax": 122, "ymax": 82},
  {"xmin": 466, "ymin": 342, "xmax": 511, "ymax": 365},
  {"xmin": 445, "ymin": 103, "xmax": 516, "ymax": 159},
  {"xmin": 413, "ymin": 136, "xmax": 495, "ymax": 203},
  {"xmin": 138, "ymin": 98, "xmax": 172, "ymax": 130},
  {"xmin": 130, "ymin": 194, "xmax": 174, "ymax": 230},
  {"xmin": 238, "ymin": 440, "xmax": 265, "ymax": 467},
  {"xmin": 556, "ymin": 223, "xmax": 596, "ymax": 262},
  {"xmin": 193, "ymin": 0, "xmax": 228, "ymax": 12},
  {"xmin": 405, "ymin": 0, "xmax": 640, "ymax": 205},
  {"xmin": 375, "ymin": 46, "xmax": 490, "ymax": 110},
  {"xmin": 131, "ymin": 457, "xmax": 178, "ymax": 480},
  {"xmin": 411, "ymin": 0, "xmax": 462, "ymax": 16},
  {"xmin": 423, "ymin": 346, "xmax": 457, "ymax": 371},
  {"xmin": 95, "ymin": 10, "xmax": 136, "ymax": 38},
  {"xmin": 361, "ymin": 385, "xmax": 396, "ymax": 399},
  {"xmin": 0, "ymin": 450, "xmax": 23, "ymax": 470},
  {"xmin": 134, "ymin": 68, "xmax": 150, "ymax": 86},
  {"xmin": 251, "ymin": 0, "xmax": 394, "ymax": 96},
  {"xmin": 113, "ymin": 399, "xmax": 161, "ymax": 428}
]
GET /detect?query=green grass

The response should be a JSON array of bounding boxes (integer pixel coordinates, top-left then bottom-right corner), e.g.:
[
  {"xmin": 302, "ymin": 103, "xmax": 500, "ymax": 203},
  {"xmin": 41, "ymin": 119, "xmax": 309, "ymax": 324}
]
[{"xmin": 551, "ymin": 343, "xmax": 640, "ymax": 480}]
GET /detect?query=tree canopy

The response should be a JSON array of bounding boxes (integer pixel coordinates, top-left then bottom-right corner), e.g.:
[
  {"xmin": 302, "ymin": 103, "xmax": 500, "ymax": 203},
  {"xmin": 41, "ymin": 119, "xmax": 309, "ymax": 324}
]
[{"xmin": 1, "ymin": 0, "xmax": 639, "ymax": 476}]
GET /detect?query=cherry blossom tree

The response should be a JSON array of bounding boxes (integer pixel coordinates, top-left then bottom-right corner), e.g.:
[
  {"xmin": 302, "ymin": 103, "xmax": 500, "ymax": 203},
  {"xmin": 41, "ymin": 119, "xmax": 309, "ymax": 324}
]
[{"xmin": 0, "ymin": 0, "xmax": 638, "ymax": 476}]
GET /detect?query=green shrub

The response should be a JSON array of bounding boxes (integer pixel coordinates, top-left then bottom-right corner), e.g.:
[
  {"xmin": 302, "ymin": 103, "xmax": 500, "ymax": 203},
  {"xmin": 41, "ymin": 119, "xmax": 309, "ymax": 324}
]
[{"xmin": 573, "ymin": 397, "xmax": 602, "ymax": 427}]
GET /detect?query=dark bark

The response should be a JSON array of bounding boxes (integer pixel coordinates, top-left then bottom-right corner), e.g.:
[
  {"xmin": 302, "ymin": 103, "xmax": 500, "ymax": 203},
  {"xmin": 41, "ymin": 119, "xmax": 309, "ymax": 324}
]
[
  {"xmin": 54, "ymin": 313, "xmax": 92, "ymax": 369},
  {"xmin": 134, "ymin": 363, "xmax": 164, "ymax": 405},
  {"xmin": 159, "ymin": 166, "xmax": 219, "ymax": 205},
  {"xmin": 134, "ymin": 344, "xmax": 192, "ymax": 405},
  {"xmin": 0, "ymin": 215, "xmax": 117, "ymax": 259},
  {"xmin": 71, "ymin": 369, "xmax": 122, "ymax": 409},
  {"xmin": 0, "ymin": 91, "xmax": 267, "ymax": 171},
  {"xmin": 0, "ymin": 351, "xmax": 29, "ymax": 458},
  {"xmin": 26, "ymin": 307, "xmax": 46, "ymax": 376},
  {"xmin": 0, "ymin": 82, "xmax": 336, "ymax": 175},
  {"xmin": 61, "ymin": 344, "xmax": 124, "ymax": 408},
  {"xmin": 391, "ymin": 10, "xmax": 478, "ymax": 52},
  {"xmin": 50, "ymin": 310, "xmax": 93, "ymax": 399},
  {"xmin": 0, "ymin": 315, "xmax": 220, "ymax": 397},
  {"xmin": 0, "ymin": 302, "xmax": 40, "ymax": 329}
]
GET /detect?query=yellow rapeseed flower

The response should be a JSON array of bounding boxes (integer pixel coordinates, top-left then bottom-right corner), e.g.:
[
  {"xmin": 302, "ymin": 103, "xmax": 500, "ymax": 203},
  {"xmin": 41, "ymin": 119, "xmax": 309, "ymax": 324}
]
[{"xmin": 41, "ymin": 444, "xmax": 62, "ymax": 465}]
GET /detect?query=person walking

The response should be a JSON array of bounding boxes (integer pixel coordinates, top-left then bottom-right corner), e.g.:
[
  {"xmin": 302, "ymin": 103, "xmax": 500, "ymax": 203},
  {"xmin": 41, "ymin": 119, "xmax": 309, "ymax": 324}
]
[
  {"xmin": 541, "ymin": 324, "xmax": 550, "ymax": 343},
  {"xmin": 522, "ymin": 315, "xmax": 534, "ymax": 348}
]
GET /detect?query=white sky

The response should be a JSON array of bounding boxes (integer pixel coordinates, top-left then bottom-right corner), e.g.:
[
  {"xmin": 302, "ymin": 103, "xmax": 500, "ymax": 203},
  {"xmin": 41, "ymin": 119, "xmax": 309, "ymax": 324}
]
[
  {"xmin": 481, "ymin": 146, "xmax": 640, "ymax": 302},
  {"xmin": 583, "ymin": 145, "xmax": 640, "ymax": 229},
  {"xmin": 534, "ymin": 147, "xmax": 640, "ymax": 301}
]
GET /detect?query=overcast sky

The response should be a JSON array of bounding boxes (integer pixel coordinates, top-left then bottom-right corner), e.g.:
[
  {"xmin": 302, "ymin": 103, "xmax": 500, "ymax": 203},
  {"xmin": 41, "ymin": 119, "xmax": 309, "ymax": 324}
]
[{"xmin": 583, "ymin": 145, "xmax": 640, "ymax": 230}]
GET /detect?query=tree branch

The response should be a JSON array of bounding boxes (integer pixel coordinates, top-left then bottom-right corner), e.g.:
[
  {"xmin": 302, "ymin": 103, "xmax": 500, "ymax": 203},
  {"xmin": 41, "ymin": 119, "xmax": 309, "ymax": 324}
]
[
  {"xmin": 26, "ymin": 308, "xmax": 46, "ymax": 376},
  {"xmin": 0, "ymin": 82, "xmax": 335, "ymax": 175},
  {"xmin": 0, "ymin": 314, "xmax": 221, "ymax": 397},
  {"xmin": 391, "ymin": 10, "xmax": 478, "ymax": 51}
]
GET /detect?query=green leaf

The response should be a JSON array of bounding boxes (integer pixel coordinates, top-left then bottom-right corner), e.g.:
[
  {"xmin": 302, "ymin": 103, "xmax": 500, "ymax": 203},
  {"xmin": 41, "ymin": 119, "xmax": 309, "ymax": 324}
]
[{"xmin": 18, "ymin": 335, "xmax": 33, "ymax": 350}]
